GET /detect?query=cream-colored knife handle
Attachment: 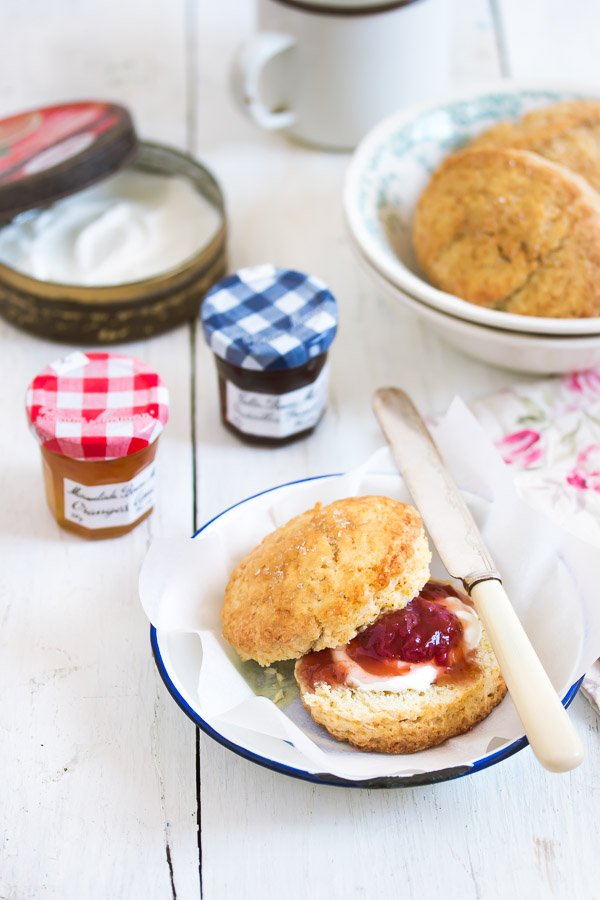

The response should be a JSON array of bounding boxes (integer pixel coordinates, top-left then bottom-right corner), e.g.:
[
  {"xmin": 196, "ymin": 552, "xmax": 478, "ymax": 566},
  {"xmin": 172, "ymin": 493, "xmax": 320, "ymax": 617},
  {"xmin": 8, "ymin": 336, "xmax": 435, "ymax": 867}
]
[{"xmin": 470, "ymin": 579, "xmax": 584, "ymax": 772}]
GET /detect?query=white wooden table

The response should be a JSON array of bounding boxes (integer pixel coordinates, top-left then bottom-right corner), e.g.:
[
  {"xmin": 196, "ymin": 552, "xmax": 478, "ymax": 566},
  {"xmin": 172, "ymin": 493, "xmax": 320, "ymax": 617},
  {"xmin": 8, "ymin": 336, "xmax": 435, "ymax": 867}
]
[{"xmin": 2, "ymin": 2, "xmax": 599, "ymax": 898}]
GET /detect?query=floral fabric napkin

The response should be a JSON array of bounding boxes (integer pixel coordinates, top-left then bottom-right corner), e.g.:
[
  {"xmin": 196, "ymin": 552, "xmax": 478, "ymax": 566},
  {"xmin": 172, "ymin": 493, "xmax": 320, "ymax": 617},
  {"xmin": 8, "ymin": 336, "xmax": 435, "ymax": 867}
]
[{"xmin": 470, "ymin": 370, "xmax": 600, "ymax": 714}]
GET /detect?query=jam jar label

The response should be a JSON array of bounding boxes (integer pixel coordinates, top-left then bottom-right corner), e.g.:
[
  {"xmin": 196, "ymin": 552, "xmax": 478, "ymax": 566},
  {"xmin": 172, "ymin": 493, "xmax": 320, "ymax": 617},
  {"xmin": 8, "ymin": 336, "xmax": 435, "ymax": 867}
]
[
  {"xmin": 225, "ymin": 364, "xmax": 329, "ymax": 438},
  {"xmin": 62, "ymin": 462, "xmax": 157, "ymax": 529}
]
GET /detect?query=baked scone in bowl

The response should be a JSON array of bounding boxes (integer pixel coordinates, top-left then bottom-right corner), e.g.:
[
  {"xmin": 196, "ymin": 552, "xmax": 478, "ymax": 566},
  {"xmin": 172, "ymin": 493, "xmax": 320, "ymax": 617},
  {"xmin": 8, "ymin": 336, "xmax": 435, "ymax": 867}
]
[
  {"xmin": 413, "ymin": 146, "xmax": 600, "ymax": 318},
  {"xmin": 467, "ymin": 99, "xmax": 600, "ymax": 192},
  {"xmin": 344, "ymin": 82, "xmax": 600, "ymax": 336}
]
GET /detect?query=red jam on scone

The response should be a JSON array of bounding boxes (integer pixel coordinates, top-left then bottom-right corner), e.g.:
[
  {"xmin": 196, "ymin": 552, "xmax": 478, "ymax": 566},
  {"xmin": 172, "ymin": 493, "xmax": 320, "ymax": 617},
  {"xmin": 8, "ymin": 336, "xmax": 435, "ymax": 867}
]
[{"xmin": 296, "ymin": 580, "xmax": 482, "ymax": 693}]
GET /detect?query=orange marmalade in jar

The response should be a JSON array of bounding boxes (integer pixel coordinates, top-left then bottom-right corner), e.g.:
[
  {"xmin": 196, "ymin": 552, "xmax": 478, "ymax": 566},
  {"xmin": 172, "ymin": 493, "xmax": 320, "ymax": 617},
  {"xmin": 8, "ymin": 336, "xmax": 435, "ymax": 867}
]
[{"xmin": 26, "ymin": 351, "xmax": 169, "ymax": 539}]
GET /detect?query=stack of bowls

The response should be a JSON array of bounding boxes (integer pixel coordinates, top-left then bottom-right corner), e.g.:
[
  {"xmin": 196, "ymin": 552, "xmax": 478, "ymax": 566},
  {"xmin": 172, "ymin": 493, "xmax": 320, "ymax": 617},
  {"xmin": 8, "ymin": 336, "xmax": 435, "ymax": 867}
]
[{"xmin": 343, "ymin": 83, "xmax": 600, "ymax": 375}]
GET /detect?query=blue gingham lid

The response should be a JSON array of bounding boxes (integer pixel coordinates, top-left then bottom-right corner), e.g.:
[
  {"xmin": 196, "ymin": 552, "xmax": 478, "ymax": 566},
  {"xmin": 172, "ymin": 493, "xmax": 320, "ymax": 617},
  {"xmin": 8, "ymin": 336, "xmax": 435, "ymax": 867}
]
[{"xmin": 201, "ymin": 264, "xmax": 338, "ymax": 371}]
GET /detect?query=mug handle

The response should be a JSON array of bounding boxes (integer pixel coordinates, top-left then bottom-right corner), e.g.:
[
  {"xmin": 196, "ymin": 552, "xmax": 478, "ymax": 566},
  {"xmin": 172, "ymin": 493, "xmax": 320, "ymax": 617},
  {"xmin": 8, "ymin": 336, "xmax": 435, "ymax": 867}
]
[{"xmin": 231, "ymin": 32, "xmax": 296, "ymax": 131}]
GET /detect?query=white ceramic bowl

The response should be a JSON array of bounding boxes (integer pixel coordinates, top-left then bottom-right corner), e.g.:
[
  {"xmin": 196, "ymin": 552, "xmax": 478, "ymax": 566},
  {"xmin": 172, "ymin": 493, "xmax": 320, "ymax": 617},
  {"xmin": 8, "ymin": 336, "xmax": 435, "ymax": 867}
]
[
  {"xmin": 354, "ymin": 239, "xmax": 600, "ymax": 374},
  {"xmin": 344, "ymin": 81, "xmax": 600, "ymax": 338}
]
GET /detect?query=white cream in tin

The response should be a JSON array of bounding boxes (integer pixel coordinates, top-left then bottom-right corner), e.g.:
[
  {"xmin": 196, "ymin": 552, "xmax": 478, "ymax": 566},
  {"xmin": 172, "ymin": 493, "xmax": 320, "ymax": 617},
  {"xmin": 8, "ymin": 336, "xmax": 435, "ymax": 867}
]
[{"xmin": 0, "ymin": 169, "xmax": 221, "ymax": 286}]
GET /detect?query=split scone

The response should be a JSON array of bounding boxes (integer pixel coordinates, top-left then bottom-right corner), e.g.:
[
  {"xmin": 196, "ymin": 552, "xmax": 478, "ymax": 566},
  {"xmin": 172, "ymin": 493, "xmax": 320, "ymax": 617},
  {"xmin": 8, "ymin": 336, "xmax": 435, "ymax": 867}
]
[
  {"xmin": 413, "ymin": 146, "xmax": 600, "ymax": 318},
  {"xmin": 222, "ymin": 495, "xmax": 506, "ymax": 754},
  {"xmin": 467, "ymin": 100, "xmax": 600, "ymax": 193},
  {"xmin": 295, "ymin": 580, "xmax": 506, "ymax": 754}
]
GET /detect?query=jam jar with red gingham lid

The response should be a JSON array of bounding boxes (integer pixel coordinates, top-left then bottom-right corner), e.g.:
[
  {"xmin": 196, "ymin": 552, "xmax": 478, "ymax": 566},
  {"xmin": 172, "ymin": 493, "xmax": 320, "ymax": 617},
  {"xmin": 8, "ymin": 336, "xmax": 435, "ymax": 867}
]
[
  {"xmin": 201, "ymin": 264, "xmax": 338, "ymax": 445},
  {"xmin": 26, "ymin": 351, "xmax": 169, "ymax": 539}
]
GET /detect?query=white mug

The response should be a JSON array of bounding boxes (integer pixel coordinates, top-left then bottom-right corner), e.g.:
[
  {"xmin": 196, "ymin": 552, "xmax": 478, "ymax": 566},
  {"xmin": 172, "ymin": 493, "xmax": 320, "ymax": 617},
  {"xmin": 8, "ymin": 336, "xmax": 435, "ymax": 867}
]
[{"xmin": 232, "ymin": 0, "xmax": 451, "ymax": 151}]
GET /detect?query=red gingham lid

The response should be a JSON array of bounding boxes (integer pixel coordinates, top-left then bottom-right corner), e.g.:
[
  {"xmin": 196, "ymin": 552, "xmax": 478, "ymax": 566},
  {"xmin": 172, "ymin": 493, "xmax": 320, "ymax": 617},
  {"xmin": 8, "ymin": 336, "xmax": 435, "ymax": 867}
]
[{"xmin": 25, "ymin": 351, "xmax": 169, "ymax": 461}]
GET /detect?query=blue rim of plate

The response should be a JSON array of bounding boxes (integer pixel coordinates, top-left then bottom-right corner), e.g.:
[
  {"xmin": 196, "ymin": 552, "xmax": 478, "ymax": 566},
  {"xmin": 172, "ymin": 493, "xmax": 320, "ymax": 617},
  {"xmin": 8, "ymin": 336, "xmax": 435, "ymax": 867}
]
[{"xmin": 150, "ymin": 474, "xmax": 584, "ymax": 789}]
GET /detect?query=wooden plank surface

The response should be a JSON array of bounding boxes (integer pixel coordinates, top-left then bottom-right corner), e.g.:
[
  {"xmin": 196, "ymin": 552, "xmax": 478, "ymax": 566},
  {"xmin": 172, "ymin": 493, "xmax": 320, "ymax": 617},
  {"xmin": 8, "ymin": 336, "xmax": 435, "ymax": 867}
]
[
  {"xmin": 0, "ymin": 327, "xmax": 199, "ymax": 900},
  {"xmin": 1, "ymin": 1, "xmax": 600, "ymax": 898},
  {"xmin": 495, "ymin": 0, "xmax": 600, "ymax": 82},
  {"xmin": 200, "ymin": 698, "xmax": 600, "ymax": 900},
  {"xmin": 192, "ymin": 4, "xmax": 600, "ymax": 899},
  {"xmin": 0, "ymin": 2, "xmax": 199, "ymax": 899},
  {"xmin": 0, "ymin": 0, "xmax": 188, "ymax": 147}
]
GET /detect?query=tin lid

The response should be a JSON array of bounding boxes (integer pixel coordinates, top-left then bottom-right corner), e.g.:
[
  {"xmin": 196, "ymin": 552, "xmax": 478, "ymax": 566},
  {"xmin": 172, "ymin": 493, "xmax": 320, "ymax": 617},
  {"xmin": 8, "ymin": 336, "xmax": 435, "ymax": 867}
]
[
  {"xmin": 0, "ymin": 101, "xmax": 138, "ymax": 218},
  {"xmin": 25, "ymin": 351, "xmax": 169, "ymax": 461},
  {"xmin": 201, "ymin": 264, "xmax": 338, "ymax": 371}
]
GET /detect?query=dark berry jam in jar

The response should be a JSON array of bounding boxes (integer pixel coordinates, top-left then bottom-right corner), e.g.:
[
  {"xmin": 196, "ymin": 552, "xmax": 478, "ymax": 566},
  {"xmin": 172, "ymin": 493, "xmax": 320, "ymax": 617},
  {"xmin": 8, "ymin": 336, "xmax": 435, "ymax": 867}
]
[{"xmin": 201, "ymin": 264, "xmax": 338, "ymax": 446}]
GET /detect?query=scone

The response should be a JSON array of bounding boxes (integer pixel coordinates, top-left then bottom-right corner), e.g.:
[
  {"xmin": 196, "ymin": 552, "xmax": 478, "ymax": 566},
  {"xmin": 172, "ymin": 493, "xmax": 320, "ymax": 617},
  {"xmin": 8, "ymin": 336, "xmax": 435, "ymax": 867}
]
[
  {"xmin": 468, "ymin": 100, "xmax": 600, "ymax": 192},
  {"xmin": 294, "ymin": 581, "xmax": 506, "ymax": 754},
  {"xmin": 412, "ymin": 146, "xmax": 600, "ymax": 317},
  {"xmin": 222, "ymin": 495, "xmax": 431, "ymax": 666},
  {"xmin": 222, "ymin": 497, "xmax": 506, "ymax": 754}
]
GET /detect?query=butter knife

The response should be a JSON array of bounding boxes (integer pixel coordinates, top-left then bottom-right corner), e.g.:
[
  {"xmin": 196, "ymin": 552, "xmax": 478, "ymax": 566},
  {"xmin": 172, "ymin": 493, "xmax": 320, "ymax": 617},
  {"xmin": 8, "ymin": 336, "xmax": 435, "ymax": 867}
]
[{"xmin": 373, "ymin": 386, "xmax": 584, "ymax": 773}]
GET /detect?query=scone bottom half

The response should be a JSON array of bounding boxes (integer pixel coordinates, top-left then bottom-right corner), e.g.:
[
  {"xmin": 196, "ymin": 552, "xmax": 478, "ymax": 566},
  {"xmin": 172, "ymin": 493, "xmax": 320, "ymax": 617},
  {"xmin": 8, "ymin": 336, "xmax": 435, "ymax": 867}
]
[
  {"xmin": 221, "ymin": 495, "xmax": 432, "ymax": 667},
  {"xmin": 294, "ymin": 592, "xmax": 507, "ymax": 754}
]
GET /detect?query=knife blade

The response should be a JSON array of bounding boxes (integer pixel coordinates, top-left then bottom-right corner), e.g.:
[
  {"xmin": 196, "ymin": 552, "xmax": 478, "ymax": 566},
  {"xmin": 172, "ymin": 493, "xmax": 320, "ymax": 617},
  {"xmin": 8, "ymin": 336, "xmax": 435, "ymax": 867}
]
[
  {"xmin": 372, "ymin": 387, "xmax": 499, "ymax": 590},
  {"xmin": 373, "ymin": 386, "xmax": 584, "ymax": 773}
]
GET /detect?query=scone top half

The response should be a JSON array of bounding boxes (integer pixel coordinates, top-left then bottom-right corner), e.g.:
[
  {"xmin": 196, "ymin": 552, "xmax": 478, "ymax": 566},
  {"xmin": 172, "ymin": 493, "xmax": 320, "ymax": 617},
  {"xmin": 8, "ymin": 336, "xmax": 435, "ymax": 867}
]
[{"xmin": 222, "ymin": 495, "xmax": 431, "ymax": 666}]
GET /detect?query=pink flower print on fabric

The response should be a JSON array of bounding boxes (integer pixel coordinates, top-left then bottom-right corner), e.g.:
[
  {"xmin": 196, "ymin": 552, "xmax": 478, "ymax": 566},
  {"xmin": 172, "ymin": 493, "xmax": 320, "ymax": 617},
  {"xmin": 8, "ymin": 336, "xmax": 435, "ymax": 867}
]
[
  {"xmin": 566, "ymin": 444, "xmax": 600, "ymax": 492},
  {"xmin": 564, "ymin": 370, "xmax": 600, "ymax": 396},
  {"xmin": 495, "ymin": 429, "xmax": 543, "ymax": 468}
]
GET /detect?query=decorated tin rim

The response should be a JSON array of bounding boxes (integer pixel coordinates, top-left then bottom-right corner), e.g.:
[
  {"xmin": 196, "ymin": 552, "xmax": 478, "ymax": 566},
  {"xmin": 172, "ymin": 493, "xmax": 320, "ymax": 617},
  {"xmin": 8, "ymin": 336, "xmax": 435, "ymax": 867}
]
[{"xmin": 0, "ymin": 141, "xmax": 227, "ymax": 303}]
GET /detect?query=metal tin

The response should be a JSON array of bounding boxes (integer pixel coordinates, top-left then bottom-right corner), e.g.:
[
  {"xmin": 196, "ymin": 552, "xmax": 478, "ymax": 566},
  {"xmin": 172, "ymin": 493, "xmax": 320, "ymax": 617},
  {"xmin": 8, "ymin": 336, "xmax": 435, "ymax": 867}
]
[{"xmin": 0, "ymin": 142, "xmax": 227, "ymax": 344}]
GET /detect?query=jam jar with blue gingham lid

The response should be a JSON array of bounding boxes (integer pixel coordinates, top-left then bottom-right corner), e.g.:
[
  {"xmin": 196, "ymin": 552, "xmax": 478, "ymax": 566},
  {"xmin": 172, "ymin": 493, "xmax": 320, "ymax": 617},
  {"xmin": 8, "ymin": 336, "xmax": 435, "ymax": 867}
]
[{"xmin": 201, "ymin": 264, "xmax": 338, "ymax": 445}]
